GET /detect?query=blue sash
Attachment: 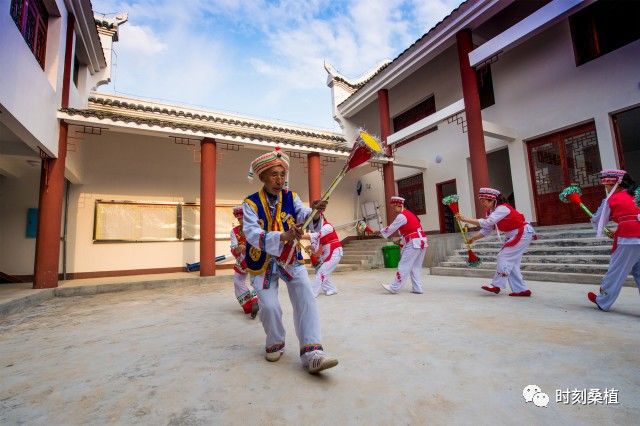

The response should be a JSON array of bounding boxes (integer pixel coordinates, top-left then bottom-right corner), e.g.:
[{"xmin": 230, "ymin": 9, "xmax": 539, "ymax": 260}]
[{"xmin": 244, "ymin": 189, "xmax": 303, "ymax": 276}]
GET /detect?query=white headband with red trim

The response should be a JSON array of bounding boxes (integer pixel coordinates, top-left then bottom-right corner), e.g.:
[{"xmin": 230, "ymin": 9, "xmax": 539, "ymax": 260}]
[
  {"xmin": 478, "ymin": 187, "xmax": 501, "ymax": 200},
  {"xmin": 390, "ymin": 196, "xmax": 405, "ymax": 206},
  {"xmin": 599, "ymin": 169, "xmax": 626, "ymax": 185}
]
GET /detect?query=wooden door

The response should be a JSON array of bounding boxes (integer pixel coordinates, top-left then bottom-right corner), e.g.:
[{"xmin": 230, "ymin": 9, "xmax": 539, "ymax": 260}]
[
  {"xmin": 527, "ymin": 122, "xmax": 603, "ymax": 225},
  {"xmin": 436, "ymin": 179, "xmax": 457, "ymax": 233}
]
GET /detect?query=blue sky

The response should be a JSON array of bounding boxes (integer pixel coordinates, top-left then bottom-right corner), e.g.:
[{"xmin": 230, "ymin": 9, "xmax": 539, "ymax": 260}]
[{"xmin": 93, "ymin": 0, "xmax": 461, "ymax": 130}]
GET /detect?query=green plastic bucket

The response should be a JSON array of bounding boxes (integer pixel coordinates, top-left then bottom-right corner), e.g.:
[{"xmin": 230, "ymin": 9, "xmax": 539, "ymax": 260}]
[{"xmin": 381, "ymin": 244, "xmax": 401, "ymax": 268}]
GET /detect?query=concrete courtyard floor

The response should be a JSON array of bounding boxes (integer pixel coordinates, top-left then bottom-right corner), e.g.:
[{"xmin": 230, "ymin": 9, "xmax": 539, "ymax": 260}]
[{"xmin": 1, "ymin": 269, "xmax": 639, "ymax": 425}]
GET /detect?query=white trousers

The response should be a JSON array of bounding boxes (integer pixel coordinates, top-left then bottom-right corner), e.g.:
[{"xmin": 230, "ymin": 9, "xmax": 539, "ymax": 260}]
[
  {"xmin": 313, "ymin": 247, "xmax": 343, "ymax": 296},
  {"xmin": 491, "ymin": 230, "xmax": 535, "ymax": 292},
  {"xmin": 387, "ymin": 243, "xmax": 427, "ymax": 293},
  {"xmin": 595, "ymin": 244, "xmax": 640, "ymax": 311},
  {"xmin": 251, "ymin": 262, "xmax": 324, "ymax": 365},
  {"xmin": 233, "ymin": 271, "xmax": 252, "ymax": 300},
  {"xmin": 233, "ymin": 271, "xmax": 257, "ymax": 313}
]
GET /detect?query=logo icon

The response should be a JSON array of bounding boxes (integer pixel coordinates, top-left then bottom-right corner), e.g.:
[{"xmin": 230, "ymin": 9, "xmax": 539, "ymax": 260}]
[
  {"xmin": 533, "ymin": 392, "xmax": 550, "ymax": 408},
  {"xmin": 523, "ymin": 385, "xmax": 549, "ymax": 408}
]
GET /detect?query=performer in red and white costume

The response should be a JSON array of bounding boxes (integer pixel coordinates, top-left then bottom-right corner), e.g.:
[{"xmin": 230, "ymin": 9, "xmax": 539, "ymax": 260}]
[
  {"xmin": 458, "ymin": 187, "xmax": 536, "ymax": 297},
  {"xmin": 588, "ymin": 169, "xmax": 640, "ymax": 311},
  {"xmin": 303, "ymin": 214, "xmax": 343, "ymax": 297},
  {"xmin": 379, "ymin": 196, "xmax": 428, "ymax": 294},
  {"xmin": 230, "ymin": 206, "xmax": 259, "ymax": 319}
]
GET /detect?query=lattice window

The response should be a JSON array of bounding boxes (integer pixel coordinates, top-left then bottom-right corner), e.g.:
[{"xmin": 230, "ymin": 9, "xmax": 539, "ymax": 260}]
[
  {"xmin": 397, "ymin": 174, "xmax": 426, "ymax": 215},
  {"xmin": 531, "ymin": 142, "xmax": 564, "ymax": 195},
  {"xmin": 10, "ymin": 0, "xmax": 49, "ymax": 69},
  {"xmin": 564, "ymin": 130, "xmax": 602, "ymax": 187}
]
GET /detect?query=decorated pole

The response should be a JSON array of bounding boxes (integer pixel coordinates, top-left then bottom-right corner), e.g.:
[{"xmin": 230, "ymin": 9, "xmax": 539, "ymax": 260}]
[
  {"xmin": 559, "ymin": 185, "xmax": 613, "ymax": 239},
  {"xmin": 300, "ymin": 129, "xmax": 384, "ymax": 231},
  {"xmin": 283, "ymin": 129, "xmax": 385, "ymax": 265},
  {"xmin": 442, "ymin": 194, "xmax": 482, "ymax": 267}
]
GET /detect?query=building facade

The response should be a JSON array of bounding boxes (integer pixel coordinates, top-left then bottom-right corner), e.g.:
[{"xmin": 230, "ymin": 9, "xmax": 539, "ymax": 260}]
[
  {"xmin": 326, "ymin": 0, "xmax": 640, "ymax": 233},
  {"xmin": 0, "ymin": 1, "xmax": 376, "ymax": 286}
]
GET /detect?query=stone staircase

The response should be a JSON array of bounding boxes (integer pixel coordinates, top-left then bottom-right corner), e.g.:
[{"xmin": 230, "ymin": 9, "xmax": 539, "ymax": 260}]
[
  {"xmin": 303, "ymin": 237, "xmax": 387, "ymax": 273},
  {"xmin": 337, "ymin": 237, "xmax": 388, "ymax": 269},
  {"xmin": 431, "ymin": 223, "xmax": 636, "ymax": 286}
]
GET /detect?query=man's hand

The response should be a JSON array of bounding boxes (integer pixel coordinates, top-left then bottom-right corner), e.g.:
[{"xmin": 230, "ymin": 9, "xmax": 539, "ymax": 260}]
[
  {"xmin": 237, "ymin": 244, "xmax": 246, "ymax": 253},
  {"xmin": 311, "ymin": 200, "xmax": 328, "ymax": 212},
  {"xmin": 280, "ymin": 224, "xmax": 303, "ymax": 242}
]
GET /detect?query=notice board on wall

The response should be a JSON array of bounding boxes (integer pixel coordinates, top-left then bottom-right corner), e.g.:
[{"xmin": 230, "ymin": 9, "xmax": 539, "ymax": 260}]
[
  {"xmin": 94, "ymin": 201, "xmax": 179, "ymax": 242},
  {"xmin": 94, "ymin": 201, "xmax": 238, "ymax": 242},
  {"xmin": 181, "ymin": 204, "xmax": 236, "ymax": 240}
]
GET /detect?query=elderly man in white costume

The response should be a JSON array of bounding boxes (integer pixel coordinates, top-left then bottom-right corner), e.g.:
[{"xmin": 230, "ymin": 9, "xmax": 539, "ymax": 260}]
[
  {"xmin": 379, "ymin": 196, "xmax": 428, "ymax": 294},
  {"xmin": 242, "ymin": 147, "xmax": 338, "ymax": 374}
]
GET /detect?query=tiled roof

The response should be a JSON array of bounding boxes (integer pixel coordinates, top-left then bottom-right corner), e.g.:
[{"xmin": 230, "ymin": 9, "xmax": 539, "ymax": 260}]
[
  {"xmin": 330, "ymin": 61, "xmax": 392, "ymax": 90},
  {"xmin": 60, "ymin": 94, "xmax": 349, "ymax": 152},
  {"xmin": 336, "ymin": 0, "xmax": 469, "ymax": 106},
  {"xmin": 94, "ymin": 18, "xmax": 117, "ymax": 30}
]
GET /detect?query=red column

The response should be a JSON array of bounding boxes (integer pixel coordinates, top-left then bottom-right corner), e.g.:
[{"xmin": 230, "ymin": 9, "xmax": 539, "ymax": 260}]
[
  {"xmin": 456, "ymin": 29, "xmax": 490, "ymax": 216},
  {"xmin": 200, "ymin": 138, "xmax": 217, "ymax": 276},
  {"xmin": 33, "ymin": 14, "xmax": 75, "ymax": 288},
  {"xmin": 33, "ymin": 124, "xmax": 68, "ymax": 288},
  {"xmin": 307, "ymin": 152, "xmax": 321, "ymax": 203},
  {"xmin": 378, "ymin": 89, "xmax": 396, "ymax": 225}
]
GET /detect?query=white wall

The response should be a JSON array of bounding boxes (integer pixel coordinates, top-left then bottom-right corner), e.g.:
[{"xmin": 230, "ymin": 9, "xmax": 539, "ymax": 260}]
[
  {"xmin": 347, "ymin": 45, "xmax": 464, "ymax": 138},
  {"xmin": 0, "ymin": 168, "xmax": 41, "ymax": 275},
  {"xmin": 60, "ymin": 131, "xmax": 359, "ymax": 274},
  {"xmin": 0, "ymin": 0, "xmax": 68, "ymax": 155},
  {"xmin": 388, "ymin": 45, "xmax": 462, "ymax": 117}
]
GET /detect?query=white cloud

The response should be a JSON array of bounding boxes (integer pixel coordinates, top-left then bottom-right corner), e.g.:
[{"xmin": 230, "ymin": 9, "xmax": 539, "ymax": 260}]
[
  {"xmin": 93, "ymin": 0, "xmax": 465, "ymax": 128},
  {"xmin": 117, "ymin": 24, "xmax": 167, "ymax": 55}
]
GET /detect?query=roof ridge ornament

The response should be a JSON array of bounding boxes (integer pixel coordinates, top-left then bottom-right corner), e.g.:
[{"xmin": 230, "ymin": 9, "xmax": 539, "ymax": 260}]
[{"xmin": 323, "ymin": 59, "xmax": 392, "ymax": 89}]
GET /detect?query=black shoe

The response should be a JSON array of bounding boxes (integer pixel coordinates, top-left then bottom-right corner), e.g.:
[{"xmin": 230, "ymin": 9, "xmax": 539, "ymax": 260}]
[{"xmin": 250, "ymin": 303, "xmax": 259, "ymax": 319}]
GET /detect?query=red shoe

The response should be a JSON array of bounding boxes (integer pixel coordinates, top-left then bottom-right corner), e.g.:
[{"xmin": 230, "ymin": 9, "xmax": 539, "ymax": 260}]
[
  {"xmin": 587, "ymin": 292, "xmax": 605, "ymax": 311},
  {"xmin": 508, "ymin": 290, "xmax": 531, "ymax": 297},
  {"xmin": 481, "ymin": 285, "xmax": 500, "ymax": 294}
]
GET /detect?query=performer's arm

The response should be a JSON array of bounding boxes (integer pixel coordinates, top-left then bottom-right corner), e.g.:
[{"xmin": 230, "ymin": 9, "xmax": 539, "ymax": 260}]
[
  {"xmin": 242, "ymin": 202, "xmax": 285, "ymax": 256},
  {"xmin": 460, "ymin": 206, "xmax": 509, "ymax": 241},
  {"xmin": 294, "ymin": 194, "xmax": 326, "ymax": 227},
  {"xmin": 230, "ymin": 229, "xmax": 241, "ymax": 258},
  {"xmin": 380, "ymin": 213, "xmax": 407, "ymax": 239},
  {"xmin": 477, "ymin": 205, "xmax": 510, "ymax": 230}
]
